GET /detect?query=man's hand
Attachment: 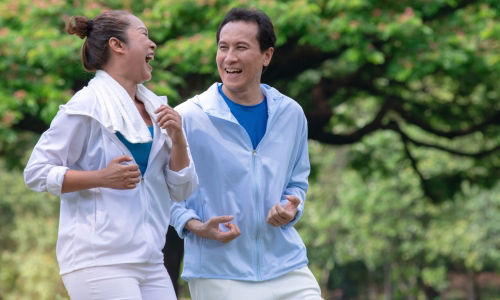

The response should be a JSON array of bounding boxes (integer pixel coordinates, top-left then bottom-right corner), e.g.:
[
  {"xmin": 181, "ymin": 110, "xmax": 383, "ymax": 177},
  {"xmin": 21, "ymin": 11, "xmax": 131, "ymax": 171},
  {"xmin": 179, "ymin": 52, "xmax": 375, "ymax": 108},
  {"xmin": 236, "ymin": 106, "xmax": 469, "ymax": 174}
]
[
  {"xmin": 266, "ymin": 195, "xmax": 300, "ymax": 227},
  {"xmin": 99, "ymin": 156, "xmax": 141, "ymax": 189},
  {"xmin": 186, "ymin": 216, "xmax": 241, "ymax": 243}
]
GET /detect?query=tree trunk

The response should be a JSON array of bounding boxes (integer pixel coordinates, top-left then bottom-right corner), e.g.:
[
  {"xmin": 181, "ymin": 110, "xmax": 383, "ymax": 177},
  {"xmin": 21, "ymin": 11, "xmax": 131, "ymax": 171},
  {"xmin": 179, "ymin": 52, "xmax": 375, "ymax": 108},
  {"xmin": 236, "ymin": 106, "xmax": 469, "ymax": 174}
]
[
  {"xmin": 467, "ymin": 270, "xmax": 481, "ymax": 300},
  {"xmin": 384, "ymin": 263, "xmax": 393, "ymax": 300},
  {"xmin": 368, "ymin": 271, "xmax": 378, "ymax": 300}
]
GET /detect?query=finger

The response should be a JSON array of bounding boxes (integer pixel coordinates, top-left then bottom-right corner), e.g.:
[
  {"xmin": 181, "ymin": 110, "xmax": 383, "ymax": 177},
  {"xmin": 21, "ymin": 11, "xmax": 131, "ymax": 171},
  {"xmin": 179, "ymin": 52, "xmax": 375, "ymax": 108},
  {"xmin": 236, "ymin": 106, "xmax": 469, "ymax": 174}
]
[
  {"xmin": 267, "ymin": 206, "xmax": 280, "ymax": 226},
  {"xmin": 218, "ymin": 230, "xmax": 240, "ymax": 243},
  {"xmin": 285, "ymin": 195, "xmax": 301, "ymax": 208},
  {"xmin": 131, "ymin": 173, "xmax": 142, "ymax": 180},
  {"xmin": 158, "ymin": 119, "xmax": 182, "ymax": 131},
  {"xmin": 114, "ymin": 155, "xmax": 133, "ymax": 164},
  {"xmin": 272, "ymin": 204, "xmax": 289, "ymax": 222},
  {"xmin": 209, "ymin": 215, "xmax": 234, "ymax": 225},
  {"xmin": 129, "ymin": 176, "xmax": 141, "ymax": 184},
  {"xmin": 224, "ymin": 223, "xmax": 241, "ymax": 236},
  {"xmin": 232, "ymin": 224, "xmax": 241, "ymax": 235},
  {"xmin": 266, "ymin": 205, "xmax": 275, "ymax": 223},
  {"xmin": 125, "ymin": 182, "xmax": 137, "ymax": 189},
  {"xmin": 272, "ymin": 214, "xmax": 287, "ymax": 226},
  {"xmin": 156, "ymin": 111, "xmax": 176, "ymax": 124},
  {"xmin": 268, "ymin": 217, "xmax": 280, "ymax": 227},
  {"xmin": 154, "ymin": 104, "xmax": 170, "ymax": 114},
  {"xmin": 275, "ymin": 204, "xmax": 292, "ymax": 222},
  {"xmin": 124, "ymin": 164, "xmax": 139, "ymax": 171},
  {"xmin": 156, "ymin": 109, "xmax": 179, "ymax": 122},
  {"xmin": 267, "ymin": 204, "xmax": 280, "ymax": 223},
  {"xmin": 159, "ymin": 120, "xmax": 181, "ymax": 130}
]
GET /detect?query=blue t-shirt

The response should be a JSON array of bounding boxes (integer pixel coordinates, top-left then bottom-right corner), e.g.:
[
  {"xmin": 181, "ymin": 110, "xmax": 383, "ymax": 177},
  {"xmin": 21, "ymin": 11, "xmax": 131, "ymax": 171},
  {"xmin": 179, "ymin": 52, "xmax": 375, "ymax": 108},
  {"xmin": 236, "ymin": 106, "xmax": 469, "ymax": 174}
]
[
  {"xmin": 116, "ymin": 126, "xmax": 154, "ymax": 175},
  {"xmin": 218, "ymin": 84, "xmax": 268, "ymax": 149}
]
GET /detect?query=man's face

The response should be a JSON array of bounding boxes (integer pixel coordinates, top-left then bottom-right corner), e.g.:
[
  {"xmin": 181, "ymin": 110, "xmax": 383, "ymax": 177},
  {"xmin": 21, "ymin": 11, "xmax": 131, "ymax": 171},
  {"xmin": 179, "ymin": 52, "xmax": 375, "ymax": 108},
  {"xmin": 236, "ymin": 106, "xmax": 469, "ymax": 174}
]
[{"xmin": 216, "ymin": 21, "xmax": 273, "ymax": 97}]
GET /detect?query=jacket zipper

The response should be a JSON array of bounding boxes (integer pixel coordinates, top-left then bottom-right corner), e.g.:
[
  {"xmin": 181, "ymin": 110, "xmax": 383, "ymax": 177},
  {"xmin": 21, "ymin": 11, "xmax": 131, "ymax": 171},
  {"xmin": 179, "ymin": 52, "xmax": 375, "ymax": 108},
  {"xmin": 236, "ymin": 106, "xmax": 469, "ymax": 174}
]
[{"xmin": 252, "ymin": 148, "xmax": 262, "ymax": 280}]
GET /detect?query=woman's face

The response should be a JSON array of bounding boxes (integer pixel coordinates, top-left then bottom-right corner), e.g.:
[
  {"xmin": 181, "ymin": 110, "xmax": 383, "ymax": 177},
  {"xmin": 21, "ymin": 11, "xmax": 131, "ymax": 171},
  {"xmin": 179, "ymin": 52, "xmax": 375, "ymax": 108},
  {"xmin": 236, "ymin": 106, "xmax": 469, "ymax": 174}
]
[{"xmin": 122, "ymin": 15, "xmax": 156, "ymax": 83}]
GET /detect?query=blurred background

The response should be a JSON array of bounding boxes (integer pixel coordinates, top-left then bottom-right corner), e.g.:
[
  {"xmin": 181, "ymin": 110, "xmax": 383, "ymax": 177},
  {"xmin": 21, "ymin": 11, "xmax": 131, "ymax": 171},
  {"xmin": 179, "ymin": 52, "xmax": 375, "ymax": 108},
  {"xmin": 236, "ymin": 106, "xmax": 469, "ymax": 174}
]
[{"xmin": 0, "ymin": 0, "xmax": 499, "ymax": 299}]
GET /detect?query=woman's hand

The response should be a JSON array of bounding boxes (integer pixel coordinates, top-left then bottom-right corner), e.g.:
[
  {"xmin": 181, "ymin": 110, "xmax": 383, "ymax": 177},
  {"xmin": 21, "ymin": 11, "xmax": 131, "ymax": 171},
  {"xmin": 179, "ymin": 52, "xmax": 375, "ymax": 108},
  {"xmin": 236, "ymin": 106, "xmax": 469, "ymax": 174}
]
[
  {"xmin": 61, "ymin": 156, "xmax": 140, "ymax": 193},
  {"xmin": 99, "ymin": 156, "xmax": 141, "ymax": 189},
  {"xmin": 155, "ymin": 105, "xmax": 190, "ymax": 171},
  {"xmin": 155, "ymin": 105, "xmax": 186, "ymax": 147}
]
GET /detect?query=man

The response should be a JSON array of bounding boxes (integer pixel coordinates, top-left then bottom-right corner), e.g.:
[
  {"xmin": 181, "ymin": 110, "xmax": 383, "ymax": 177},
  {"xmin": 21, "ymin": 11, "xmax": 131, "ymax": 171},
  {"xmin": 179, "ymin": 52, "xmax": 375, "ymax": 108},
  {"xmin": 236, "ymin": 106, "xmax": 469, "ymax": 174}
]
[{"xmin": 171, "ymin": 7, "xmax": 323, "ymax": 300}]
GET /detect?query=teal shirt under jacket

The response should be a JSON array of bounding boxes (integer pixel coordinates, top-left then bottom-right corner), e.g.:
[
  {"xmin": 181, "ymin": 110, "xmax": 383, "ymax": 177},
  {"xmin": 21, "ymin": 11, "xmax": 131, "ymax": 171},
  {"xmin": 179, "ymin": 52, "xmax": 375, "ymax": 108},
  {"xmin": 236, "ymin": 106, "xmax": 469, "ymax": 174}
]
[{"xmin": 171, "ymin": 83, "xmax": 310, "ymax": 281}]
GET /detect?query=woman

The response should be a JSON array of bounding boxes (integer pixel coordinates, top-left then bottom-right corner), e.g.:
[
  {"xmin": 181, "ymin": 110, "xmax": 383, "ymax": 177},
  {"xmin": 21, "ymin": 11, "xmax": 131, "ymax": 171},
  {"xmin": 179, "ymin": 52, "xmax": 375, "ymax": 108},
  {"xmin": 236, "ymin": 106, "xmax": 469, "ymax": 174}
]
[{"xmin": 24, "ymin": 10, "xmax": 197, "ymax": 299}]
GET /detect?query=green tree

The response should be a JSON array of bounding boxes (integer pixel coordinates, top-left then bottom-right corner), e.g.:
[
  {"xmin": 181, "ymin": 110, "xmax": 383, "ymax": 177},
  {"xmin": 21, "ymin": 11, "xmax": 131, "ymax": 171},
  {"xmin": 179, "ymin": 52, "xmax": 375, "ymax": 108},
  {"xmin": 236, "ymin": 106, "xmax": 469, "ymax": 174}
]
[
  {"xmin": 0, "ymin": 163, "xmax": 66, "ymax": 299},
  {"xmin": 302, "ymin": 139, "xmax": 499, "ymax": 299},
  {"xmin": 1, "ymin": 0, "xmax": 498, "ymax": 202}
]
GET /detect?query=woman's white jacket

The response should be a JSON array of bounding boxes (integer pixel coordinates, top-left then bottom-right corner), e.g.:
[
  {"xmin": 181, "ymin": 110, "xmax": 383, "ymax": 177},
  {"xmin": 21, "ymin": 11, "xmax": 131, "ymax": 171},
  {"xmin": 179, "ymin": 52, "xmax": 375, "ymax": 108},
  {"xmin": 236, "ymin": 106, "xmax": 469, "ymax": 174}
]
[{"xmin": 24, "ymin": 87, "xmax": 198, "ymax": 275}]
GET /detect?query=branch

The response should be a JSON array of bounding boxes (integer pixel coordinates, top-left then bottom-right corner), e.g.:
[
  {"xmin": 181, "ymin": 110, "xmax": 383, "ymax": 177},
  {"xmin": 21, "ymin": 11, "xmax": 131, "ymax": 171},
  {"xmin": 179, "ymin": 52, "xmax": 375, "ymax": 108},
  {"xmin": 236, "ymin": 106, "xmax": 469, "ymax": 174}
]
[
  {"xmin": 398, "ymin": 134, "xmax": 439, "ymax": 203},
  {"xmin": 263, "ymin": 38, "xmax": 348, "ymax": 82},
  {"xmin": 383, "ymin": 121, "xmax": 499, "ymax": 158},
  {"xmin": 421, "ymin": 0, "xmax": 476, "ymax": 22},
  {"xmin": 307, "ymin": 100, "xmax": 392, "ymax": 145},
  {"xmin": 391, "ymin": 101, "xmax": 500, "ymax": 139}
]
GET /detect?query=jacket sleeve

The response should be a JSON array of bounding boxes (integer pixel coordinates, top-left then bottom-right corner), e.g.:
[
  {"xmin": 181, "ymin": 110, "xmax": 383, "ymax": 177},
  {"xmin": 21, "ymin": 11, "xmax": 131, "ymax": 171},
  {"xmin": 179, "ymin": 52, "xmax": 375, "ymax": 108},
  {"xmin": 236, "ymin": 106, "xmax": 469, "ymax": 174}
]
[
  {"xmin": 169, "ymin": 104, "xmax": 201, "ymax": 238},
  {"xmin": 170, "ymin": 192, "xmax": 201, "ymax": 239},
  {"xmin": 24, "ymin": 110, "xmax": 90, "ymax": 196},
  {"xmin": 281, "ymin": 113, "xmax": 310, "ymax": 228},
  {"xmin": 165, "ymin": 141, "xmax": 199, "ymax": 203}
]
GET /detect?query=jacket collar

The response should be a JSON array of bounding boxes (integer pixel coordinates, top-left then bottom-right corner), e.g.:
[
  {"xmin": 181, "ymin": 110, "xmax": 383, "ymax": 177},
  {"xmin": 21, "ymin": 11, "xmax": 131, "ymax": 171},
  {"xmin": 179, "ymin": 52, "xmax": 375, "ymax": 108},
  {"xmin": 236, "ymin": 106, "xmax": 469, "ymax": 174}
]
[{"xmin": 192, "ymin": 82, "xmax": 285, "ymax": 123}]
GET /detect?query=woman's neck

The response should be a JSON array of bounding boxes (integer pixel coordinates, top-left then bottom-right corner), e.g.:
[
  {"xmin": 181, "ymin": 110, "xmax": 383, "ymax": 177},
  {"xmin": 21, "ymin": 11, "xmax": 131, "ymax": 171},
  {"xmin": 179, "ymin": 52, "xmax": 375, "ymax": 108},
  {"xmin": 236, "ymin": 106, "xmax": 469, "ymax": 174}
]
[{"xmin": 102, "ymin": 67, "xmax": 137, "ymax": 100}]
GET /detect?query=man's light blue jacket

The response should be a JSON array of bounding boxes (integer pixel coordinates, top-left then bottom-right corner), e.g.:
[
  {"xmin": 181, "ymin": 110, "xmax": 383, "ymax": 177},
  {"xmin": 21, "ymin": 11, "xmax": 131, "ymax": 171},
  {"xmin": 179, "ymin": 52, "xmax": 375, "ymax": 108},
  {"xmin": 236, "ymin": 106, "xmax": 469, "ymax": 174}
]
[{"xmin": 171, "ymin": 83, "xmax": 310, "ymax": 281}]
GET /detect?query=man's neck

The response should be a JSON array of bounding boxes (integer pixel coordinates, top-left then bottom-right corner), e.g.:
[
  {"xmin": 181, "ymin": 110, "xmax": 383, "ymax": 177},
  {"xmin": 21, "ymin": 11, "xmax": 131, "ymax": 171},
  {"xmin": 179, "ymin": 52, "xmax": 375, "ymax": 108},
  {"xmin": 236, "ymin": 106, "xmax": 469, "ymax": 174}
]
[{"xmin": 222, "ymin": 84, "xmax": 264, "ymax": 106}]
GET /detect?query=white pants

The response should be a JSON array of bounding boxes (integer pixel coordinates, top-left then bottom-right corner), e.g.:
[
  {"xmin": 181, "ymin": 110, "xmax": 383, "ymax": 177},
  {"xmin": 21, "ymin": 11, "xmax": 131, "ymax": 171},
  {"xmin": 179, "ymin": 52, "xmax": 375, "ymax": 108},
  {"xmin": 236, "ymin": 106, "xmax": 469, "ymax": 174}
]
[
  {"xmin": 61, "ymin": 263, "xmax": 176, "ymax": 300},
  {"xmin": 188, "ymin": 266, "xmax": 323, "ymax": 300}
]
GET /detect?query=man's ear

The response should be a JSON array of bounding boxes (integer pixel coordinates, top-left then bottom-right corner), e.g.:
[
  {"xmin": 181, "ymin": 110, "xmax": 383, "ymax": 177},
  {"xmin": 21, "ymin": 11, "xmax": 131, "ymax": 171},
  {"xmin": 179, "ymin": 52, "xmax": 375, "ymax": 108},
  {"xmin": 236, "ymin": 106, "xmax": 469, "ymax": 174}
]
[
  {"xmin": 262, "ymin": 47, "xmax": 274, "ymax": 67},
  {"xmin": 108, "ymin": 37, "xmax": 126, "ymax": 55}
]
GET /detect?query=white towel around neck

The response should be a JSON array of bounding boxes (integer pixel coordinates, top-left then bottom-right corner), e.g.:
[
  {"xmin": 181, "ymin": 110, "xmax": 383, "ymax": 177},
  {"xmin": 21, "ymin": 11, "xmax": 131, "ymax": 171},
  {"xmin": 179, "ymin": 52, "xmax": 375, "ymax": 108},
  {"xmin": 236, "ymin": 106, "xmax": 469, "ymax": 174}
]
[{"xmin": 89, "ymin": 70, "xmax": 172, "ymax": 148}]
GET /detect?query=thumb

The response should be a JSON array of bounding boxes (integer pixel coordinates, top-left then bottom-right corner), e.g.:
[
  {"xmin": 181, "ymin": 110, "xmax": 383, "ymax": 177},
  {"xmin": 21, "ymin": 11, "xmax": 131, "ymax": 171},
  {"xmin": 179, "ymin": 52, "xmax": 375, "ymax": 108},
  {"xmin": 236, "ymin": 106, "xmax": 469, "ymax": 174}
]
[{"xmin": 285, "ymin": 195, "xmax": 300, "ymax": 208}]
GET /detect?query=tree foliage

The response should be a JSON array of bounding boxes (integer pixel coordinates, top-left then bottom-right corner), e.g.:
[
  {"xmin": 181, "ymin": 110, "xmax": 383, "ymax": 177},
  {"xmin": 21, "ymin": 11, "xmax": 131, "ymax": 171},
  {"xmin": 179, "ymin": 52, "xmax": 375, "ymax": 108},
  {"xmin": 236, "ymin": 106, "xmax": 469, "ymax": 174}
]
[
  {"xmin": 0, "ymin": 0, "xmax": 498, "ymax": 202},
  {"xmin": 301, "ymin": 139, "xmax": 500, "ymax": 298}
]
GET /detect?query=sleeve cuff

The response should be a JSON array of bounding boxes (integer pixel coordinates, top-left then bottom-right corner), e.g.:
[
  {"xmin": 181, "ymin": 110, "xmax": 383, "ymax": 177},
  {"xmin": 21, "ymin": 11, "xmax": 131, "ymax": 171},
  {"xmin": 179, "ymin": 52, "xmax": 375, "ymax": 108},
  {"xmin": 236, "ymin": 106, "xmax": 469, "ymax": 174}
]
[
  {"xmin": 166, "ymin": 158, "xmax": 196, "ymax": 185},
  {"xmin": 174, "ymin": 210, "xmax": 201, "ymax": 239},
  {"xmin": 46, "ymin": 166, "xmax": 69, "ymax": 196}
]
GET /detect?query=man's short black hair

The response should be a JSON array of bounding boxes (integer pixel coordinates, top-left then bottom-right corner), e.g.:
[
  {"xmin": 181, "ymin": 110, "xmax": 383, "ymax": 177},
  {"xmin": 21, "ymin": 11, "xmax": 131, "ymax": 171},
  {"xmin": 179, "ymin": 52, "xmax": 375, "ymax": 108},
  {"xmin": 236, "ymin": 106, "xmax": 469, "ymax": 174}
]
[{"xmin": 216, "ymin": 7, "xmax": 276, "ymax": 52}]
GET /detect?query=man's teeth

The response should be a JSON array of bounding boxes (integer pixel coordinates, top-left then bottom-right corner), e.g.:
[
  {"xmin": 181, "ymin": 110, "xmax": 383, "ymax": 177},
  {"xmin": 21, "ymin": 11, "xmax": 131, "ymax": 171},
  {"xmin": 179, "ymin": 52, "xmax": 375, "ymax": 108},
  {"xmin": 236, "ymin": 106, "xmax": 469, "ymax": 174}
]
[
  {"xmin": 226, "ymin": 68, "xmax": 241, "ymax": 73},
  {"xmin": 146, "ymin": 54, "xmax": 154, "ymax": 61}
]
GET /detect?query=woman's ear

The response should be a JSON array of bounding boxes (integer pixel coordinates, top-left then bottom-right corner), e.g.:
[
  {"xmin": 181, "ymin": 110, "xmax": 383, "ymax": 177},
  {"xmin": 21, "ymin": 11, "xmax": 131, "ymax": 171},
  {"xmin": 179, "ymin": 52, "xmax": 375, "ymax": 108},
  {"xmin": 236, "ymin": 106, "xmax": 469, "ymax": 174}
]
[{"xmin": 108, "ymin": 37, "xmax": 126, "ymax": 55}]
